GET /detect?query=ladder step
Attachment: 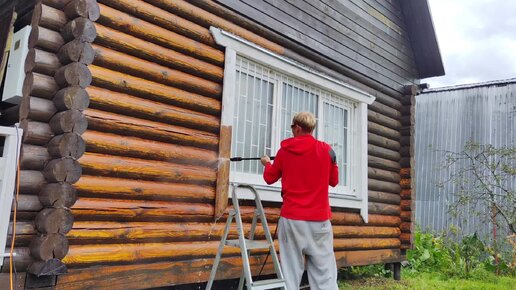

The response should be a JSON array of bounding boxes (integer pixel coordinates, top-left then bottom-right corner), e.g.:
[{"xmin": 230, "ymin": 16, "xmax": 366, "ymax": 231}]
[
  {"xmin": 225, "ymin": 239, "xmax": 271, "ymax": 249},
  {"xmin": 251, "ymin": 278, "xmax": 286, "ymax": 290}
]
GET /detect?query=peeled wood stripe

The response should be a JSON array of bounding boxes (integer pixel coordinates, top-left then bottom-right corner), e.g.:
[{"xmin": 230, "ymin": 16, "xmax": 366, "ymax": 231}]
[
  {"xmin": 94, "ymin": 24, "xmax": 223, "ymax": 81},
  {"xmin": 90, "ymin": 65, "xmax": 221, "ymax": 115},
  {"xmin": 97, "ymin": 3, "xmax": 224, "ymax": 65},
  {"xmin": 75, "ymin": 175, "xmax": 214, "ymax": 202},
  {"xmin": 92, "ymin": 44, "xmax": 222, "ymax": 98},
  {"xmin": 79, "ymin": 152, "xmax": 217, "ymax": 184}
]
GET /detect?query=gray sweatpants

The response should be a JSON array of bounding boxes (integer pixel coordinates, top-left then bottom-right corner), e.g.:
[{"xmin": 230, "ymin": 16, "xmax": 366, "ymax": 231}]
[{"xmin": 278, "ymin": 217, "xmax": 338, "ymax": 290}]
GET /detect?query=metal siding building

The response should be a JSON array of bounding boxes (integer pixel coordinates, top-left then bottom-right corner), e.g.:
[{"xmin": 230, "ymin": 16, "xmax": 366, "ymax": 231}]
[{"xmin": 415, "ymin": 79, "xmax": 516, "ymax": 241}]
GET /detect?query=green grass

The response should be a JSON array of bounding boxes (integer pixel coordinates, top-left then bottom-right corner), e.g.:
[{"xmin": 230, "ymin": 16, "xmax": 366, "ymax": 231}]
[{"xmin": 338, "ymin": 272, "xmax": 516, "ymax": 290}]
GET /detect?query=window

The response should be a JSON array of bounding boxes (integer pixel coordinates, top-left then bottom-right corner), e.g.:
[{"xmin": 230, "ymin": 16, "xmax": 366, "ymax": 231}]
[{"xmin": 212, "ymin": 28, "xmax": 375, "ymax": 221}]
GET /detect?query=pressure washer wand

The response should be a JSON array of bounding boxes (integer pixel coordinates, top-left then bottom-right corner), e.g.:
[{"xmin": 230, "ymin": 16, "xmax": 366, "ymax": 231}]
[{"xmin": 229, "ymin": 156, "xmax": 275, "ymax": 162}]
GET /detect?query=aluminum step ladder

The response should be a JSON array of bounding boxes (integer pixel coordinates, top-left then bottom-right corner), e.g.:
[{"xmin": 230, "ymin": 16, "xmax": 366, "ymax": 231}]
[{"xmin": 206, "ymin": 184, "xmax": 287, "ymax": 290}]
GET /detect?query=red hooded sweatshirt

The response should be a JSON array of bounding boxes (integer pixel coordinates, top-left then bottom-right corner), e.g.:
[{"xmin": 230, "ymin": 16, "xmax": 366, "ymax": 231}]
[{"xmin": 263, "ymin": 134, "xmax": 339, "ymax": 221}]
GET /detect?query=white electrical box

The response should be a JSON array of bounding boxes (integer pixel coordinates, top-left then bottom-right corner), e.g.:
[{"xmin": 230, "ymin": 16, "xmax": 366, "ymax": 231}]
[{"xmin": 2, "ymin": 25, "xmax": 31, "ymax": 104}]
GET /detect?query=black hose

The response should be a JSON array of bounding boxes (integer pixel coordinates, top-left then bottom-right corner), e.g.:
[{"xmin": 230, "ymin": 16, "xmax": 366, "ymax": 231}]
[{"xmin": 230, "ymin": 156, "xmax": 275, "ymax": 162}]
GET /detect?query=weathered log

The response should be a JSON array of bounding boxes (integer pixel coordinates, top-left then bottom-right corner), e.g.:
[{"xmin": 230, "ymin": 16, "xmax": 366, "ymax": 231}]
[
  {"xmin": 64, "ymin": 0, "xmax": 100, "ymax": 21},
  {"xmin": 400, "ymin": 136, "xmax": 410, "ymax": 147},
  {"xmin": 369, "ymin": 179, "xmax": 401, "ymax": 194},
  {"xmin": 368, "ymin": 190, "xmax": 401, "ymax": 205},
  {"xmin": 368, "ymin": 144, "xmax": 400, "ymax": 162},
  {"xmin": 35, "ymin": 208, "xmax": 74, "ymax": 234},
  {"xmin": 7, "ymin": 222, "xmax": 37, "ymax": 247},
  {"xmin": 82, "ymin": 130, "xmax": 217, "ymax": 166},
  {"xmin": 368, "ymin": 132, "xmax": 400, "ymax": 151},
  {"xmin": 19, "ymin": 170, "xmax": 47, "ymax": 195},
  {"xmin": 20, "ymin": 119, "xmax": 54, "ymax": 145},
  {"xmin": 23, "ymin": 72, "xmax": 59, "ymax": 99},
  {"xmin": 54, "ymin": 86, "xmax": 90, "ymax": 111},
  {"xmin": 400, "ymin": 168, "xmax": 411, "ymax": 178},
  {"xmin": 368, "ymin": 122, "xmax": 401, "ymax": 141},
  {"xmin": 145, "ymin": 0, "xmax": 284, "ymax": 54},
  {"xmin": 368, "ymin": 167, "xmax": 400, "ymax": 183},
  {"xmin": 94, "ymin": 24, "xmax": 223, "ymax": 82},
  {"xmin": 30, "ymin": 233, "xmax": 69, "ymax": 260},
  {"xmin": 49, "ymin": 109, "xmax": 88, "ymax": 134},
  {"xmin": 400, "ymin": 178, "xmax": 411, "ymax": 189},
  {"xmin": 400, "ymin": 211, "xmax": 411, "ymax": 222},
  {"xmin": 20, "ymin": 96, "xmax": 57, "ymax": 122},
  {"xmin": 400, "ymin": 157, "xmax": 410, "ymax": 168},
  {"xmin": 97, "ymin": 3, "xmax": 223, "ymax": 65},
  {"xmin": 75, "ymin": 175, "xmax": 214, "ymax": 202},
  {"xmin": 331, "ymin": 212, "xmax": 401, "ymax": 227},
  {"xmin": 368, "ymin": 155, "xmax": 401, "ymax": 172},
  {"xmin": 43, "ymin": 0, "xmax": 72, "ymax": 9},
  {"xmin": 27, "ymin": 258, "xmax": 67, "ymax": 276},
  {"xmin": 92, "ymin": 44, "xmax": 222, "ymax": 98},
  {"xmin": 369, "ymin": 100, "xmax": 402, "ymax": 120},
  {"xmin": 84, "ymin": 109, "xmax": 219, "ymax": 149},
  {"xmin": 54, "ymin": 62, "xmax": 92, "ymax": 88},
  {"xmin": 99, "ymin": 0, "xmax": 216, "ymax": 46},
  {"xmin": 58, "ymin": 40, "xmax": 95, "ymax": 65},
  {"xmin": 86, "ymin": 87, "xmax": 220, "ymax": 133},
  {"xmin": 16, "ymin": 194, "xmax": 43, "ymax": 211},
  {"xmin": 400, "ymin": 222, "xmax": 412, "ymax": 233},
  {"xmin": 79, "ymin": 152, "xmax": 216, "ymax": 184},
  {"xmin": 90, "ymin": 65, "xmax": 220, "ymax": 115},
  {"xmin": 400, "ymin": 200, "xmax": 411, "ymax": 211},
  {"xmin": 47, "ymin": 133, "xmax": 86, "ymax": 159},
  {"xmin": 399, "ymin": 146, "xmax": 412, "ymax": 158},
  {"xmin": 28, "ymin": 26, "xmax": 65, "ymax": 52},
  {"xmin": 0, "ymin": 105, "xmax": 20, "ymax": 125},
  {"xmin": 25, "ymin": 48, "xmax": 61, "ymax": 76},
  {"xmin": 20, "ymin": 144, "xmax": 51, "ymax": 170},
  {"xmin": 368, "ymin": 202, "xmax": 400, "ymax": 216},
  {"xmin": 368, "ymin": 110, "xmax": 401, "ymax": 130},
  {"xmin": 43, "ymin": 158, "xmax": 82, "ymax": 183},
  {"xmin": 400, "ymin": 189, "xmax": 411, "ymax": 200},
  {"xmin": 39, "ymin": 183, "xmax": 77, "ymax": 208},
  {"xmin": 32, "ymin": 2, "xmax": 67, "ymax": 31},
  {"xmin": 61, "ymin": 17, "xmax": 97, "ymax": 42},
  {"xmin": 1, "ymin": 248, "xmax": 32, "ymax": 273},
  {"xmin": 334, "ymin": 238, "xmax": 400, "ymax": 251}
]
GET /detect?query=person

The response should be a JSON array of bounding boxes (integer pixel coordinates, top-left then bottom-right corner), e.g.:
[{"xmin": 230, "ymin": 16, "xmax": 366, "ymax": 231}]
[{"xmin": 260, "ymin": 111, "xmax": 339, "ymax": 290}]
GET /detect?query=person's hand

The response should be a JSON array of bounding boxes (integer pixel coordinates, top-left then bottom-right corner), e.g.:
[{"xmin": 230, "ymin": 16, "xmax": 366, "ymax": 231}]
[{"xmin": 260, "ymin": 155, "xmax": 271, "ymax": 166}]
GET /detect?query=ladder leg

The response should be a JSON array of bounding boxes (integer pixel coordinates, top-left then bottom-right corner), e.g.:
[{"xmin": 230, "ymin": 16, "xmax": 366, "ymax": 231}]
[
  {"xmin": 233, "ymin": 189, "xmax": 254, "ymax": 290},
  {"xmin": 238, "ymin": 210, "xmax": 259, "ymax": 289},
  {"xmin": 205, "ymin": 214, "xmax": 234, "ymax": 290}
]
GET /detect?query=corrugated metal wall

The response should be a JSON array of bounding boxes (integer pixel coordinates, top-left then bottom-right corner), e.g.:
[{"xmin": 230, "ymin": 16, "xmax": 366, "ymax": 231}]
[{"xmin": 415, "ymin": 80, "xmax": 516, "ymax": 241}]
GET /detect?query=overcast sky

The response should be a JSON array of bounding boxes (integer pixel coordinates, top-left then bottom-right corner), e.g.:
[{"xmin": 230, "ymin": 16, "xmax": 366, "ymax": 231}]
[{"xmin": 421, "ymin": 0, "xmax": 516, "ymax": 88}]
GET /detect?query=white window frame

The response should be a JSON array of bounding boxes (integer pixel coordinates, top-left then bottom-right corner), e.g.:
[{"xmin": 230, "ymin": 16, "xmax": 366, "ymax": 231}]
[{"xmin": 212, "ymin": 28, "xmax": 375, "ymax": 222}]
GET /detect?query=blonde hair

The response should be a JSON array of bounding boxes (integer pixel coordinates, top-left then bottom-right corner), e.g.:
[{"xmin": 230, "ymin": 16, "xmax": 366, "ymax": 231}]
[{"xmin": 292, "ymin": 111, "xmax": 316, "ymax": 132}]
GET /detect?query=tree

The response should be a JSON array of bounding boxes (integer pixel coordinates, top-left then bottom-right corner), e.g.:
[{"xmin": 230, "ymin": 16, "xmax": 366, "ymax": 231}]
[{"xmin": 438, "ymin": 141, "xmax": 516, "ymax": 235}]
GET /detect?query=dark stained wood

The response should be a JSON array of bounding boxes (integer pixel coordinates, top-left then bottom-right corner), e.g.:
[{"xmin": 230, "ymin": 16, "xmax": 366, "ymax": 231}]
[
  {"xmin": 47, "ymin": 133, "xmax": 86, "ymax": 159},
  {"xmin": 368, "ymin": 121, "xmax": 401, "ymax": 141},
  {"xmin": 20, "ymin": 119, "xmax": 54, "ymax": 145},
  {"xmin": 25, "ymin": 48, "xmax": 61, "ymax": 76},
  {"xmin": 368, "ymin": 144, "xmax": 400, "ymax": 161},
  {"xmin": 23, "ymin": 72, "xmax": 60, "ymax": 99},
  {"xmin": 16, "ymin": 194, "xmax": 43, "ymax": 211},
  {"xmin": 368, "ymin": 155, "xmax": 400, "ymax": 172},
  {"xmin": 369, "ymin": 179, "xmax": 401, "ymax": 194},
  {"xmin": 368, "ymin": 202, "xmax": 400, "ymax": 215},
  {"xmin": 368, "ymin": 167, "xmax": 400, "ymax": 183},
  {"xmin": 43, "ymin": 0, "xmax": 73, "ymax": 9},
  {"xmin": 49, "ymin": 110, "xmax": 88, "ymax": 134},
  {"xmin": 43, "ymin": 158, "xmax": 82, "ymax": 183},
  {"xmin": 61, "ymin": 17, "xmax": 97, "ymax": 42},
  {"xmin": 58, "ymin": 40, "xmax": 95, "ymax": 65},
  {"xmin": 32, "ymin": 2, "xmax": 67, "ymax": 31},
  {"xmin": 35, "ymin": 208, "xmax": 74, "ymax": 234},
  {"xmin": 29, "ymin": 25, "xmax": 65, "ymax": 52},
  {"xmin": 19, "ymin": 170, "xmax": 47, "ymax": 195},
  {"xmin": 39, "ymin": 183, "xmax": 78, "ymax": 208},
  {"xmin": 27, "ymin": 258, "xmax": 67, "ymax": 276},
  {"xmin": 54, "ymin": 86, "xmax": 90, "ymax": 111},
  {"xmin": 20, "ymin": 144, "xmax": 51, "ymax": 170},
  {"xmin": 64, "ymin": 0, "xmax": 100, "ymax": 21},
  {"xmin": 54, "ymin": 62, "xmax": 92, "ymax": 88},
  {"xmin": 20, "ymin": 96, "xmax": 57, "ymax": 122},
  {"xmin": 368, "ymin": 110, "xmax": 401, "ymax": 130},
  {"xmin": 30, "ymin": 233, "xmax": 69, "ymax": 260},
  {"xmin": 368, "ymin": 190, "xmax": 400, "ymax": 205}
]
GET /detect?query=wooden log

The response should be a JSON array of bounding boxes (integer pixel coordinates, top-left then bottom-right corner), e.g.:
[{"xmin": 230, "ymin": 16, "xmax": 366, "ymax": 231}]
[
  {"xmin": 400, "ymin": 157, "xmax": 410, "ymax": 168},
  {"xmin": 35, "ymin": 208, "xmax": 74, "ymax": 234},
  {"xmin": 23, "ymin": 72, "xmax": 59, "ymax": 99},
  {"xmin": 145, "ymin": 0, "xmax": 284, "ymax": 55},
  {"xmin": 32, "ymin": 2, "xmax": 67, "ymax": 31},
  {"xmin": 368, "ymin": 202, "xmax": 400, "ymax": 216},
  {"xmin": 92, "ymin": 44, "xmax": 222, "ymax": 98},
  {"xmin": 20, "ymin": 144, "xmax": 51, "ymax": 170},
  {"xmin": 368, "ymin": 144, "xmax": 400, "ymax": 161},
  {"xmin": 54, "ymin": 62, "xmax": 92, "ymax": 88},
  {"xmin": 369, "ymin": 100, "xmax": 401, "ymax": 120},
  {"xmin": 54, "ymin": 86, "xmax": 90, "ymax": 111},
  {"xmin": 400, "ymin": 211, "xmax": 411, "ymax": 222},
  {"xmin": 28, "ymin": 26, "xmax": 65, "ymax": 52},
  {"xmin": 20, "ymin": 96, "xmax": 57, "ymax": 122},
  {"xmin": 82, "ymin": 130, "xmax": 217, "ymax": 166},
  {"xmin": 400, "ymin": 233, "xmax": 411, "ymax": 244},
  {"xmin": 400, "ymin": 222, "xmax": 412, "ymax": 233},
  {"xmin": 369, "ymin": 179, "xmax": 401, "ymax": 194},
  {"xmin": 27, "ymin": 258, "xmax": 67, "ymax": 276},
  {"xmin": 84, "ymin": 109, "xmax": 219, "ymax": 149},
  {"xmin": 49, "ymin": 109, "xmax": 88, "ymax": 134},
  {"xmin": 334, "ymin": 238, "xmax": 400, "ymax": 250},
  {"xmin": 368, "ymin": 191, "xmax": 400, "ymax": 205},
  {"xmin": 58, "ymin": 40, "xmax": 95, "ymax": 65},
  {"xmin": 87, "ymin": 87, "xmax": 220, "ymax": 133},
  {"xmin": 0, "ymin": 105, "xmax": 20, "ymax": 125},
  {"xmin": 39, "ymin": 183, "xmax": 77, "ymax": 208},
  {"xmin": 368, "ymin": 155, "xmax": 401, "ymax": 172},
  {"xmin": 400, "ymin": 136, "xmax": 410, "ymax": 147},
  {"xmin": 1, "ymin": 248, "xmax": 32, "ymax": 273},
  {"xmin": 43, "ymin": 158, "xmax": 82, "ymax": 183},
  {"xmin": 43, "ymin": 0, "xmax": 73, "ymax": 9},
  {"xmin": 61, "ymin": 17, "xmax": 97, "ymax": 43},
  {"xmin": 97, "ymin": 3, "xmax": 223, "ymax": 65},
  {"xmin": 64, "ymin": 0, "xmax": 100, "ymax": 21},
  {"xmin": 19, "ymin": 170, "xmax": 47, "ymax": 195},
  {"xmin": 368, "ymin": 121, "xmax": 401, "ymax": 141},
  {"xmin": 331, "ymin": 212, "xmax": 401, "ymax": 227},
  {"xmin": 400, "ymin": 168, "xmax": 411, "ymax": 178},
  {"xmin": 16, "ymin": 194, "xmax": 43, "ymax": 211},
  {"xmin": 25, "ymin": 48, "xmax": 61, "ymax": 76},
  {"xmin": 400, "ymin": 189, "xmax": 411, "ymax": 200},
  {"xmin": 94, "ymin": 24, "xmax": 223, "ymax": 82},
  {"xmin": 400, "ymin": 200, "xmax": 411, "ymax": 211},
  {"xmin": 79, "ymin": 152, "xmax": 216, "ymax": 184},
  {"xmin": 75, "ymin": 175, "xmax": 214, "ymax": 202},
  {"xmin": 400, "ymin": 146, "xmax": 412, "ymax": 158},
  {"xmin": 20, "ymin": 119, "xmax": 54, "ymax": 145},
  {"xmin": 7, "ymin": 222, "xmax": 37, "ymax": 247},
  {"xmin": 99, "ymin": 0, "xmax": 216, "ymax": 46},
  {"xmin": 30, "ymin": 233, "xmax": 69, "ymax": 260},
  {"xmin": 90, "ymin": 65, "xmax": 220, "ymax": 115},
  {"xmin": 368, "ymin": 110, "xmax": 401, "ymax": 130},
  {"xmin": 368, "ymin": 167, "xmax": 400, "ymax": 183},
  {"xmin": 368, "ymin": 132, "xmax": 400, "ymax": 151},
  {"xmin": 400, "ymin": 178, "xmax": 411, "ymax": 189},
  {"xmin": 47, "ymin": 133, "xmax": 86, "ymax": 159}
]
